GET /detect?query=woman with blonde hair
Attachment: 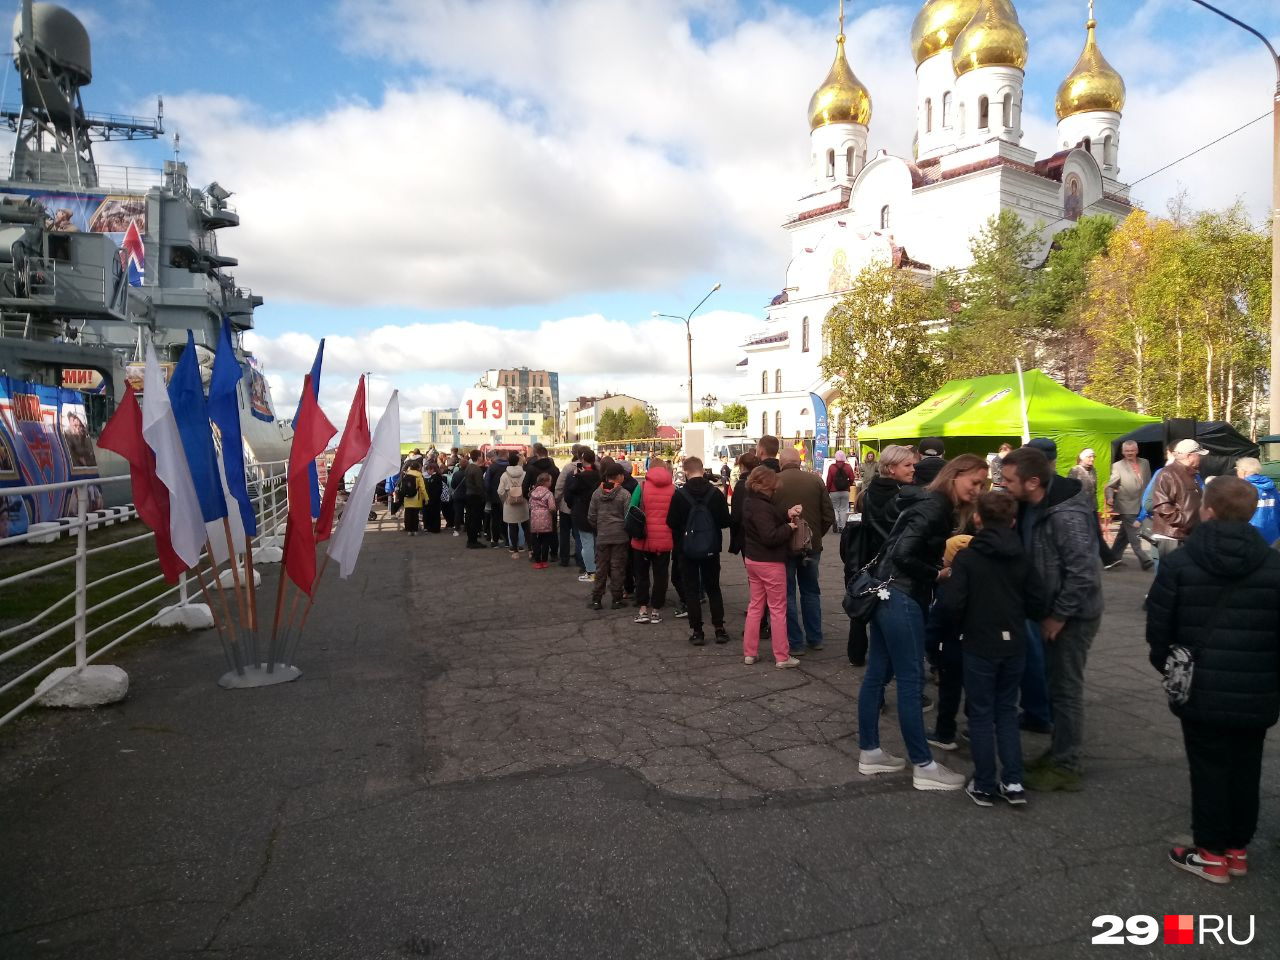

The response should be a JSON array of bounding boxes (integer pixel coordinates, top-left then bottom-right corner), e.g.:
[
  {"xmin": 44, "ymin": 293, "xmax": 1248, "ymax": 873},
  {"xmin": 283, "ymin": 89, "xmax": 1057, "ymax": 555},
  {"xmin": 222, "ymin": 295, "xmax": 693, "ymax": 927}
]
[
  {"xmin": 741, "ymin": 466, "xmax": 801, "ymax": 669},
  {"xmin": 857, "ymin": 453, "xmax": 989, "ymax": 791}
]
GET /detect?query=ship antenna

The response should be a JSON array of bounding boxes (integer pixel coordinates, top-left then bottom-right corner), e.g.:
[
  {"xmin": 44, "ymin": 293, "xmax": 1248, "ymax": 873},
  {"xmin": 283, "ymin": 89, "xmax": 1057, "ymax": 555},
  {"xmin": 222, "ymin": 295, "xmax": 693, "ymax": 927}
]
[{"xmin": 172, "ymin": 131, "xmax": 181, "ymax": 161}]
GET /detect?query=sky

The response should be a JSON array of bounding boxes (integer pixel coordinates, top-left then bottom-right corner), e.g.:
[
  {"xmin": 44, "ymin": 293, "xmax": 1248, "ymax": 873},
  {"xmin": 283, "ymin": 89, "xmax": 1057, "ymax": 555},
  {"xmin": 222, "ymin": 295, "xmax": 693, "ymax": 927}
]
[{"xmin": 64, "ymin": 0, "xmax": 1280, "ymax": 439}]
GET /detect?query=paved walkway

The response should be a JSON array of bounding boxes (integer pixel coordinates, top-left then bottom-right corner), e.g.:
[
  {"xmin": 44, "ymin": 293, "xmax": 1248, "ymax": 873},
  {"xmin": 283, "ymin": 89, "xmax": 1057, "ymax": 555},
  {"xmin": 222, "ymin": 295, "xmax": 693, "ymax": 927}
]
[{"xmin": 2, "ymin": 515, "xmax": 1277, "ymax": 958}]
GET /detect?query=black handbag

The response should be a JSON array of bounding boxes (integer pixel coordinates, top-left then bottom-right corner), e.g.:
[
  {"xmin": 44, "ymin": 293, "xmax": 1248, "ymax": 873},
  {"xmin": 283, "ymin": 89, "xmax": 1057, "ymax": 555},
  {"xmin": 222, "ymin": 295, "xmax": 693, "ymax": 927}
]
[
  {"xmin": 624, "ymin": 487, "xmax": 646, "ymax": 540},
  {"xmin": 842, "ymin": 546, "xmax": 892, "ymax": 623}
]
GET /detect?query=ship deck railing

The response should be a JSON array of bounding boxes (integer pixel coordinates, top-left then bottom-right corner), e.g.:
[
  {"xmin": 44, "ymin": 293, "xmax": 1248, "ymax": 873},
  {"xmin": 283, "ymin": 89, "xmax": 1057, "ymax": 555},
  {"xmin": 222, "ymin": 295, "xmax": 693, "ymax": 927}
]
[
  {"xmin": 2, "ymin": 153, "xmax": 166, "ymax": 194},
  {"xmin": 0, "ymin": 459, "xmax": 289, "ymax": 727}
]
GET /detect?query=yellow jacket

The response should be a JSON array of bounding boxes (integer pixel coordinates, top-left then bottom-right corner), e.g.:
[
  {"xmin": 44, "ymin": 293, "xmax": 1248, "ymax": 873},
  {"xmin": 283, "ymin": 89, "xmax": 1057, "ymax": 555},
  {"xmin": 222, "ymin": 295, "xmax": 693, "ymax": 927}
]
[{"xmin": 402, "ymin": 468, "xmax": 428, "ymax": 509}]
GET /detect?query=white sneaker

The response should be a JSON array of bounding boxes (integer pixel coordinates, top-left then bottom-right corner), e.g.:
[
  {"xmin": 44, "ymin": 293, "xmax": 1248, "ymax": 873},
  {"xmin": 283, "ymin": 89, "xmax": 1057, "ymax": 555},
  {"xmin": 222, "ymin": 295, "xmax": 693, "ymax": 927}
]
[
  {"xmin": 452, "ymin": 530, "xmax": 459, "ymax": 537},
  {"xmin": 858, "ymin": 748, "xmax": 907, "ymax": 776},
  {"xmin": 912, "ymin": 760, "xmax": 966, "ymax": 792},
  {"xmin": 577, "ymin": 573, "xmax": 595, "ymax": 583},
  {"xmin": 775, "ymin": 656, "xmax": 800, "ymax": 669},
  {"xmin": 743, "ymin": 656, "xmax": 757, "ymax": 665}
]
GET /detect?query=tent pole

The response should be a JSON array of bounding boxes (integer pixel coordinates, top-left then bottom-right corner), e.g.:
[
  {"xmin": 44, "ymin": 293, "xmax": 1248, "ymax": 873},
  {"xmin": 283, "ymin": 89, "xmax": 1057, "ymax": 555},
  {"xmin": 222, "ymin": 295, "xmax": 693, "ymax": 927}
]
[{"xmin": 1015, "ymin": 361, "xmax": 1031, "ymax": 444}]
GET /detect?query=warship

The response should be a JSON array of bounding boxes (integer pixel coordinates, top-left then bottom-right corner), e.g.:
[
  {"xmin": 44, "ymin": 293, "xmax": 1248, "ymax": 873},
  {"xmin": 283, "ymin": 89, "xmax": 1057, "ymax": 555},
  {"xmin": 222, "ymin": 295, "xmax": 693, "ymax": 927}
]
[{"xmin": 0, "ymin": 2, "xmax": 290, "ymax": 529}]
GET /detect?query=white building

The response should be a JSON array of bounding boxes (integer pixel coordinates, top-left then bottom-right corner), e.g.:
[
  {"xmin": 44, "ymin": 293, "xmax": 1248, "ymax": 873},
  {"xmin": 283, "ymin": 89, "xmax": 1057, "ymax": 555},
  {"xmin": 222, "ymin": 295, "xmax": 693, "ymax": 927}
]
[
  {"xmin": 421, "ymin": 408, "xmax": 543, "ymax": 451},
  {"xmin": 741, "ymin": 0, "xmax": 1130, "ymax": 446}
]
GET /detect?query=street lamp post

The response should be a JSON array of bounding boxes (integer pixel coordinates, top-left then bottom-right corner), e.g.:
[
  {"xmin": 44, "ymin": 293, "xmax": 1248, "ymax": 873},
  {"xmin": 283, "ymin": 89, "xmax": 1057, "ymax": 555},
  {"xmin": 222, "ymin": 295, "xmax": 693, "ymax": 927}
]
[
  {"xmin": 654, "ymin": 282, "xmax": 722, "ymax": 423},
  {"xmin": 1186, "ymin": 1, "xmax": 1279, "ymax": 439}
]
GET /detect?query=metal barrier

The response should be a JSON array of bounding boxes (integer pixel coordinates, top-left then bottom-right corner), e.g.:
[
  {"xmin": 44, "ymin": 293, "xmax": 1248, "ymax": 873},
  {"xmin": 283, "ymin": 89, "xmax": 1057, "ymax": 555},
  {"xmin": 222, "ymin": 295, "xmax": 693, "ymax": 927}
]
[{"xmin": 0, "ymin": 460, "xmax": 288, "ymax": 727}]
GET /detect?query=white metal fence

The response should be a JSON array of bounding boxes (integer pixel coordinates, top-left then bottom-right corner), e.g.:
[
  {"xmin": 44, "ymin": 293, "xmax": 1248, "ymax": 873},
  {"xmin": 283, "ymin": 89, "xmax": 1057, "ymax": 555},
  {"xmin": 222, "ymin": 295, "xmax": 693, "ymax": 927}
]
[{"xmin": 0, "ymin": 461, "xmax": 288, "ymax": 727}]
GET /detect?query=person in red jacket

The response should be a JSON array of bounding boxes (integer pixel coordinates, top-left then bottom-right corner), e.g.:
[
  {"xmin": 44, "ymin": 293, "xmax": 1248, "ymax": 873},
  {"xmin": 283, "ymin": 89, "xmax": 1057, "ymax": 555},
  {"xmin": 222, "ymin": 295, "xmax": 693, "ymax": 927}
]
[
  {"xmin": 631, "ymin": 459, "xmax": 678, "ymax": 624},
  {"xmin": 826, "ymin": 451, "xmax": 857, "ymax": 532}
]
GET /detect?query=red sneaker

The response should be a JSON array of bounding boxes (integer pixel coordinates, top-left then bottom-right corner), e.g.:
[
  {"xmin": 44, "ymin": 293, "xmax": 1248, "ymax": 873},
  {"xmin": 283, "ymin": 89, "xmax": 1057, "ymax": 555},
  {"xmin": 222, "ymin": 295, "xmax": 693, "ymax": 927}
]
[
  {"xmin": 1169, "ymin": 846, "xmax": 1230, "ymax": 884},
  {"xmin": 1225, "ymin": 848, "xmax": 1248, "ymax": 877}
]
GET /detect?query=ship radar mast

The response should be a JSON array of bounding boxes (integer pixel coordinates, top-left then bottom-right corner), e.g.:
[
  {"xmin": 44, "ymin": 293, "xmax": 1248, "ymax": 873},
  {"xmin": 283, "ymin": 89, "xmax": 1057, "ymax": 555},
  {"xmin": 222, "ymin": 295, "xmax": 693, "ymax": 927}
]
[{"xmin": 3, "ymin": 1, "xmax": 162, "ymax": 187}]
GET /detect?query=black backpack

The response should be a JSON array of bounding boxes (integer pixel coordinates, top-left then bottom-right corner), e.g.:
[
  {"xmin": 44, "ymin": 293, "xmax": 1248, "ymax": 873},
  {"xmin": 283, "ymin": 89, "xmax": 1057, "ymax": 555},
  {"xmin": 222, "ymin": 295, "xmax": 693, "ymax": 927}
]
[
  {"xmin": 833, "ymin": 464, "xmax": 851, "ymax": 492},
  {"xmin": 399, "ymin": 472, "xmax": 418, "ymax": 499},
  {"xmin": 681, "ymin": 488, "xmax": 718, "ymax": 559}
]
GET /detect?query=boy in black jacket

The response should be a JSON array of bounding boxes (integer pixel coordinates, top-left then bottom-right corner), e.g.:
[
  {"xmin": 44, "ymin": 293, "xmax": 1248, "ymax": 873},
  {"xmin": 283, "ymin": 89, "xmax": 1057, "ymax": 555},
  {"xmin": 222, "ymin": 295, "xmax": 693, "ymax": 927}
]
[
  {"xmin": 940, "ymin": 491, "xmax": 1049, "ymax": 807},
  {"xmin": 1146, "ymin": 476, "xmax": 1280, "ymax": 885}
]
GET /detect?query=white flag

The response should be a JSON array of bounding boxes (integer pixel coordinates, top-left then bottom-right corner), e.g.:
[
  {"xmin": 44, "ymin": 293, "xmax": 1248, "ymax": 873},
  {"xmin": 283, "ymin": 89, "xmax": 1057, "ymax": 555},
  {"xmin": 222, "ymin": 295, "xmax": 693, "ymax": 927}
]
[
  {"xmin": 206, "ymin": 453, "xmax": 247, "ymax": 566},
  {"xmin": 328, "ymin": 391, "xmax": 399, "ymax": 579},
  {"xmin": 141, "ymin": 343, "xmax": 205, "ymax": 568}
]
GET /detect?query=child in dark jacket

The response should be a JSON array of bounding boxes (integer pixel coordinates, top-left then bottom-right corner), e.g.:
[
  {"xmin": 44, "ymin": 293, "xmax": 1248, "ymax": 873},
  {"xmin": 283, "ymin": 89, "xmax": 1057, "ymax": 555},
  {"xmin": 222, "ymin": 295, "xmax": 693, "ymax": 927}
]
[
  {"xmin": 940, "ymin": 491, "xmax": 1049, "ymax": 807},
  {"xmin": 1146, "ymin": 476, "xmax": 1280, "ymax": 885}
]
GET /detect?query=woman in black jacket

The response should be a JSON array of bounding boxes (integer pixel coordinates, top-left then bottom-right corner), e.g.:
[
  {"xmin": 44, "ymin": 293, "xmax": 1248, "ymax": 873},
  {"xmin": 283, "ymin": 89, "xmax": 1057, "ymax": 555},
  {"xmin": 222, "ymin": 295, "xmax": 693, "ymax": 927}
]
[
  {"xmin": 1146, "ymin": 476, "xmax": 1280, "ymax": 884},
  {"xmin": 841, "ymin": 444, "xmax": 917, "ymax": 664},
  {"xmin": 742, "ymin": 466, "xmax": 801, "ymax": 669},
  {"xmin": 422, "ymin": 462, "xmax": 444, "ymax": 533},
  {"xmin": 856, "ymin": 453, "xmax": 988, "ymax": 792}
]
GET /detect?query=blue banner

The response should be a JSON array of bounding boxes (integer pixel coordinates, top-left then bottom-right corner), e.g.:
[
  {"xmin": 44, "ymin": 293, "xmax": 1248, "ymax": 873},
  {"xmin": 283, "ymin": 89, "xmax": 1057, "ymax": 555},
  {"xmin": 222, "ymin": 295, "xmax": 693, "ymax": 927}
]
[{"xmin": 810, "ymin": 392, "xmax": 829, "ymax": 473}]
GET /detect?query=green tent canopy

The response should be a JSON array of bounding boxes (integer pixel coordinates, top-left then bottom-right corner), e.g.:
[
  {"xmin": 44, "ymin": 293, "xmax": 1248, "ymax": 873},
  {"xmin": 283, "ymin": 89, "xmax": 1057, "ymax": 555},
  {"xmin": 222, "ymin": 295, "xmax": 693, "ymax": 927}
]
[{"xmin": 859, "ymin": 370, "xmax": 1157, "ymax": 499}]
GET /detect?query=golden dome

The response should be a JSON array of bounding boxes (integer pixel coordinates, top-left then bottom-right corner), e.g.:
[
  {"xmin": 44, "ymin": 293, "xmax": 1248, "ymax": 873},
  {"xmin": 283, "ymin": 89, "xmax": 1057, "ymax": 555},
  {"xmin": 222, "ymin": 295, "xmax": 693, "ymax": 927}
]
[
  {"xmin": 1055, "ymin": 19, "xmax": 1125, "ymax": 118},
  {"xmin": 910, "ymin": 0, "xmax": 981, "ymax": 66},
  {"xmin": 951, "ymin": 0, "xmax": 1028, "ymax": 77},
  {"xmin": 808, "ymin": 36, "xmax": 872, "ymax": 130}
]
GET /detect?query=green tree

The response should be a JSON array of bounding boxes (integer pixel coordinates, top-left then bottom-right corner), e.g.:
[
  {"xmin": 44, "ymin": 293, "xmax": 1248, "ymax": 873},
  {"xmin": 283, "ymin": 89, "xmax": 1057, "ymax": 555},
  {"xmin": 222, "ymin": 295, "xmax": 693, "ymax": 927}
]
[
  {"xmin": 721, "ymin": 402, "xmax": 747, "ymax": 425},
  {"xmin": 821, "ymin": 260, "xmax": 947, "ymax": 426},
  {"xmin": 941, "ymin": 210, "xmax": 1042, "ymax": 378},
  {"xmin": 540, "ymin": 416, "xmax": 557, "ymax": 440},
  {"xmin": 597, "ymin": 407, "xmax": 621, "ymax": 442},
  {"xmin": 626, "ymin": 405, "xmax": 657, "ymax": 438},
  {"xmin": 690, "ymin": 408, "xmax": 722, "ymax": 423},
  {"xmin": 1029, "ymin": 215, "xmax": 1115, "ymax": 391},
  {"xmin": 1082, "ymin": 205, "xmax": 1270, "ymax": 435}
]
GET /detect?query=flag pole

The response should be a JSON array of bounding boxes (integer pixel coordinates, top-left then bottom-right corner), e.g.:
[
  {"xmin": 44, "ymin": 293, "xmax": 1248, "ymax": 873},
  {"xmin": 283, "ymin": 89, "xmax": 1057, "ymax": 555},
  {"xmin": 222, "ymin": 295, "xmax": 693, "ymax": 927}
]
[
  {"xmin": 204, "ymin": 538, "xmax": 244, "ymax": 674},
  {"xmin": 244, "ymin": 538, "xmax": 260, "ymax": 665},
  {"xmin": 267, "ymin": 546, "xmax": 290, "ymax": 673},
  {"xmin": 284, "ymin": 553, "xmax": 330, "ymax": 666},
  {"xmin": 192, "ymin": 562, "xmax": 236, "ymax": 673},
  {"xmin": 222, "ymin": 517, "xmax": 250, "ymax": 630}
]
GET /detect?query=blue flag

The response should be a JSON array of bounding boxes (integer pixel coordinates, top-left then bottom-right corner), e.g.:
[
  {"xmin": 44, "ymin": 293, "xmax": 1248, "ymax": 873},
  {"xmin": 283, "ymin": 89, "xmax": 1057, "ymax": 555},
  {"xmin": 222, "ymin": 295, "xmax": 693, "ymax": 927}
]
[
  {"xmin": 810, "ymin": 392, "xmax": 830, "ymax": 472},
  {"xmin": 169, "ymin": 331, "xmax": 228, "ymax": 523},
  {"xmin": 292, "ymin": 339, "xmax": 324, "ymax": 518},
  {"xmin": 208, "ymin": 318, "xmax": 257, "ymax": 536}
]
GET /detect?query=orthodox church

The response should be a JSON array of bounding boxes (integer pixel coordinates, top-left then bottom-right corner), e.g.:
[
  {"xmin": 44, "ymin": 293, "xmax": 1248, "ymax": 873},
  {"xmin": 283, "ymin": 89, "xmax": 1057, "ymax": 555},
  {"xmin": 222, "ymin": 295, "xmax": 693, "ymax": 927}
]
[{"xmin": 740, "ymin": 0, "xmax": 1131, "ymax": 447}]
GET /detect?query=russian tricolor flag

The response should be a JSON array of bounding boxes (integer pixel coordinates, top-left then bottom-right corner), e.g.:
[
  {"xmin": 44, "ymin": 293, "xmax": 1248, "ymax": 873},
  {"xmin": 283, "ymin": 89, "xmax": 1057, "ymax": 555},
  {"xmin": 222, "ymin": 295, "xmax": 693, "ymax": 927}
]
[{"xmin": 122, "ymin": 220, "xmax": 145, "ymax": 286}]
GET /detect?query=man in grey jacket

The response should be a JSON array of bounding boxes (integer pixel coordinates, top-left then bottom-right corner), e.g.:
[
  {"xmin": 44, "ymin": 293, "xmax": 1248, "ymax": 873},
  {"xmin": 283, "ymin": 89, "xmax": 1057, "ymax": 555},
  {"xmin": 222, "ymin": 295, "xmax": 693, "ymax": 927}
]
[
  {"xmin": 1001, "ymin": 446, "xmax": 1103, "ymax": 793},
  {"xmin": 1104, "ymin": 440, "xmax": 1153, "ymax": 570}
]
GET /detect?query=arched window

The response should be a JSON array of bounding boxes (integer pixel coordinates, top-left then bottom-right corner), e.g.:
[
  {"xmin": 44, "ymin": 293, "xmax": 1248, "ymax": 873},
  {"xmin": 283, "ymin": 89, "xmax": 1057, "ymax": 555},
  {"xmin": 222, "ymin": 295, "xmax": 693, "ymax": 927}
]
[
  {"xmin": 880, "ymin": 204, "xmax": 890, "ymax": 230},
  {"xmin": 1002, "ymin": 93, "xmax": 1012, "ymax": 128},
  {"xmin": 845, "ymin": 146, "xmax": 855, "ymax": 177},
  {"xmin": 942, "ymin": 92, "xmax": 952, "ymax": 128},
  {"xmin": 761, "ymin": 370, "xmax": 768, "ymax": 394},
  {"xmin": 1082, "ymin": 135, "xmax": 1092, "ymax": 154},
  {"xmin": 826, "ymin": 149, "xmax": 835, "ymax": 178},
  {"xmin": 761, "ymin": 411, "xmax": 768, "ymax": 437},
  {"xmin": 978, "ymin": 95, "xmax": 989, "ymax": 130},
  {"xmin": 775, "ymin": 369, "xmax": 783, "ymax": 392},
  {"xmin": 924, "ymin": 97, "xmax": 932, "ymax": 133},
  {"xmin": 775, "ymin": 412, "xmax": 782, "ymax": 436},
  {"xmin": 1103, "ymin": 133, "xmax": 1115, "ymax": 168},
  {"xmin": 801, "ymin": 316, "xmax": 810, "ymax": 353}
]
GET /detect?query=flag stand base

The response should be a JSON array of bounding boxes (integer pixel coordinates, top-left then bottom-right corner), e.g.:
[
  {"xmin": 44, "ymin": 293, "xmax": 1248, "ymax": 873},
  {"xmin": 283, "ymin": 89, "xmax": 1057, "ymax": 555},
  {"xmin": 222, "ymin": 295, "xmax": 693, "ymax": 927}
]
[{"xmin": 218, "ymin": 664, "xmax": 302, "ymax": 689}]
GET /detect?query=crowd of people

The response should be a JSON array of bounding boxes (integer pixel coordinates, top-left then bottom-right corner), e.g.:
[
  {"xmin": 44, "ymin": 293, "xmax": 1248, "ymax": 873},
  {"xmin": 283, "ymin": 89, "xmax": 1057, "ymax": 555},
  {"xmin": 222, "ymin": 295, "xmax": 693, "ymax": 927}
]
[{"xmin": 377, "ymin": 431, "xmax": 1278, "ymax": 887}]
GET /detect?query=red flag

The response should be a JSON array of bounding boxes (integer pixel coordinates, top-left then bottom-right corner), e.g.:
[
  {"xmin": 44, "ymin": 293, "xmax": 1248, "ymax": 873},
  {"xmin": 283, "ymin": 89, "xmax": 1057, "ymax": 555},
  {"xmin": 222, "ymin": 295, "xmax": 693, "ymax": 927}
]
[
  {"xmin": 96, "ymin": 385, "xmax": 186, "ymax": 582},
  {"xmin": 283, "ymin": 375, "xmax": 336, "ymax": 596},
  {"xmin": 315, "ymin": 376, "xmax": 371, "ymax": 542}
]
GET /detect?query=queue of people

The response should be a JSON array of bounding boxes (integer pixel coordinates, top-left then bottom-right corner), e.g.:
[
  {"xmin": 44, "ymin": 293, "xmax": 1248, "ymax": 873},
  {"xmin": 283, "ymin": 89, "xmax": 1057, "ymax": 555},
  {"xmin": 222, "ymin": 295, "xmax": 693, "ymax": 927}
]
[{"xmin": 377, "ymin": 432, "xmax": 1278, "ymax": 887}]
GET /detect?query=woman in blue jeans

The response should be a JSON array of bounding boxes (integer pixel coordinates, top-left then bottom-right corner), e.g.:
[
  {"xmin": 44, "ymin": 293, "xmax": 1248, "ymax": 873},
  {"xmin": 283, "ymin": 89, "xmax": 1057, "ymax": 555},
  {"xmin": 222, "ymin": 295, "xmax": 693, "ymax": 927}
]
[{"xmin": 857, "ymin": 453, "xmax": 989, "ymax": 792}]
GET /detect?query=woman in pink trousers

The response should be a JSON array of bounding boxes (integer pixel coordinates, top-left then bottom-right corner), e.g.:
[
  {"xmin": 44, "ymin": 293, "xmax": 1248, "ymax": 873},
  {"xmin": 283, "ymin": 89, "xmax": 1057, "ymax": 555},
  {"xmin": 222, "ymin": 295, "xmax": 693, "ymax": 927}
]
[{"xmin": 741, "ymin": 466, "xmax": 801, "ymax": 669}]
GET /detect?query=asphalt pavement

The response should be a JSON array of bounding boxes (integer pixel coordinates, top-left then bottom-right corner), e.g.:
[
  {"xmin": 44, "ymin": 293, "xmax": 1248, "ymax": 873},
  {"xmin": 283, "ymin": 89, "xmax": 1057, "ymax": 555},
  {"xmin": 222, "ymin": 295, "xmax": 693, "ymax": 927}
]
[{"xmin": 1, "ymin": 511, "xmax": 1277, "ymax": 959}]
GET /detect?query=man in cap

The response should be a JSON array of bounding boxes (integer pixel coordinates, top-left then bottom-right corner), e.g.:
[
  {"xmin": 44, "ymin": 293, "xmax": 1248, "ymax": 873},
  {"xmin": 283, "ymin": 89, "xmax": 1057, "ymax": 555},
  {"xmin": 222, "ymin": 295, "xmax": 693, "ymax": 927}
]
[
  {"xmin": 1151, "ymin": 439, "xmax": 1208, "ymax": 557},
  {"xmin": 913, "ymin": 437, "xmax": 947, "ymax": 486},
  {"xmin": 1026, "ymin": 436, "xmax": 1057, "ymax": 467}
]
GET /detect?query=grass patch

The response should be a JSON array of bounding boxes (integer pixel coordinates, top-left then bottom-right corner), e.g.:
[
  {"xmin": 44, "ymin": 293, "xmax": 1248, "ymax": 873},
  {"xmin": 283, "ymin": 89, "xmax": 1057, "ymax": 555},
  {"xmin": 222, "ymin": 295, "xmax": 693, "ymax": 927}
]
[{"xmin": 0, "ymin": 519, "xmax": 185, "ymax": 723}]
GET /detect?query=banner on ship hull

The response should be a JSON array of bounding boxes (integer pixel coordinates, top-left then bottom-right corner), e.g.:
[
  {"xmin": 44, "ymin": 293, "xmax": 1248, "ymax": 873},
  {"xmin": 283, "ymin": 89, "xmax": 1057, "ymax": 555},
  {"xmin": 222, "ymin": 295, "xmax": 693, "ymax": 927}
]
[
  {"xmin": 0, "ymin": 378, "xmax": 104, "ymax": 537},
  {"xmin": 0, "ymin": 188, "xmax": 147, "ymax": 285}
]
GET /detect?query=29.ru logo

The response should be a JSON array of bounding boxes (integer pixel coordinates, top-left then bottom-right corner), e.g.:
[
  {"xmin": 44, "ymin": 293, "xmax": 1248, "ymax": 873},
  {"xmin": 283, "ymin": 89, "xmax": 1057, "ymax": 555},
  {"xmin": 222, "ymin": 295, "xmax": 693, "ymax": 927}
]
[{"xmin": 1092, "ymin": 915, "xmax": 1255, "ymax": 945}]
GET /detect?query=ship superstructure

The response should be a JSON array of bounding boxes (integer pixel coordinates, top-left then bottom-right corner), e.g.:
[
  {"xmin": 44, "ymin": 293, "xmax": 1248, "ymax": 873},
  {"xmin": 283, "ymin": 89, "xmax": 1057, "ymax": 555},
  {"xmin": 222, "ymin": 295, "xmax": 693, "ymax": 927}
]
[{"xmin": 0, "ymin": 1, "xmax": 288, "ymax": 523}]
